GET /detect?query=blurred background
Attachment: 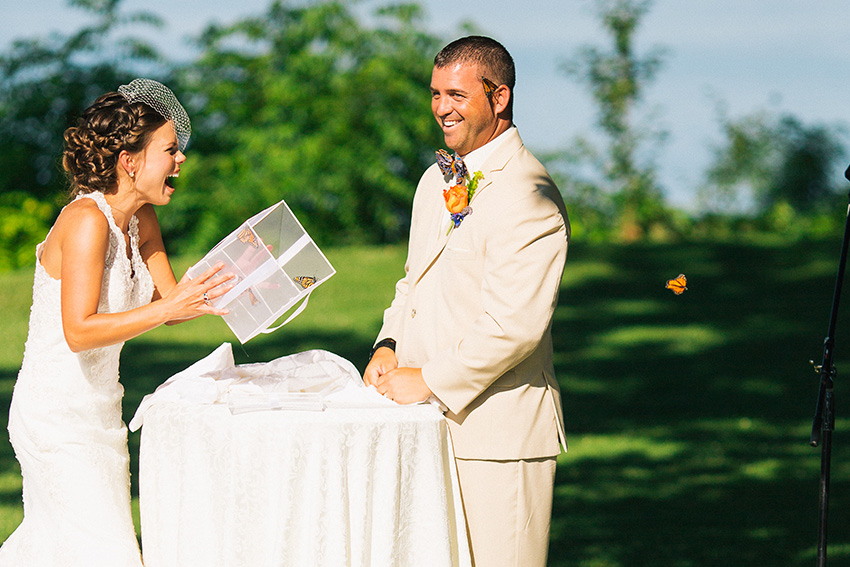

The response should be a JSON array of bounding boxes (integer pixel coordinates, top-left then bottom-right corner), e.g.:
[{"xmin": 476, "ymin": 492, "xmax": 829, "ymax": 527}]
[
  {"xmin": 1, "ymin": 1, "xmax": 850, "ymax": 565},
  {"xmin": 3, "ymin": 0, "xmax": 849, "ymax": 260}
]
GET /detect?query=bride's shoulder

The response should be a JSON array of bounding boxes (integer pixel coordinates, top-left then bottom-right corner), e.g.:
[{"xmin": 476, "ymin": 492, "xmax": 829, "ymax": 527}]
[
  {"xmin": 58, "ymin": 197, "xmax": 109, "ymax": 229},
  {"xmin": 49, "ymin": 198, "xmax": 110, "ymax": 250},
  {"xmin": 40, "ymin": 198, "xmax": 110, "ymax": 277}
]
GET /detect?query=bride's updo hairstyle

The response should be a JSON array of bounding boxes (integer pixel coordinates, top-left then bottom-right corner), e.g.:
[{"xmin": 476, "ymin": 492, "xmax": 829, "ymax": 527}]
[
  {"xmin": 62, "ymin": 78, "xmax": 192, "ymax": 198},
  {"xmin": 63, "ymin": 94, "xmax": 166, "ymax": 197}
]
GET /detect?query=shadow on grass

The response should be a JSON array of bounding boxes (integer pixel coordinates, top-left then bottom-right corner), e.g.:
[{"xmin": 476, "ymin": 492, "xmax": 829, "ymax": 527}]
[
  {"xmin": 1, "ymin": 239, "xmax": 850, "ymax": 566},
  {"xmin": 547, "ymin": 240, "xmax": 850, "ymax": 567}
]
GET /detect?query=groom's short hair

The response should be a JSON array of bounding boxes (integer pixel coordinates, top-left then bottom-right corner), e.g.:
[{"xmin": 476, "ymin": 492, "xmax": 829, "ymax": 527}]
[{"xmin": 434, "ymin": 36, "xmax": 515, "ymax": 115}]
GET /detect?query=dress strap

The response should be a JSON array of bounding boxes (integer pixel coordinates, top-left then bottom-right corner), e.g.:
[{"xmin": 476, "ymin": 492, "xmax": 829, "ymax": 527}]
[
  {"xmin": 74, "ymin": 191, "xmax": 133, "ymax": 269},
  {"xmin": 75, "ymin": 191, "xmax": 122, "ymax": 236},
  {"xmin": 128, "ymin": 214, "xmax": 140, "ymax": 247}
]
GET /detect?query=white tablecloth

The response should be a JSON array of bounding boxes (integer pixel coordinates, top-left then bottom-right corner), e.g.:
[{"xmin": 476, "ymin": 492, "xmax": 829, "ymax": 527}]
[{"xmin": 139, "ymin": 402, "xmax": 471, "ymax": 567}]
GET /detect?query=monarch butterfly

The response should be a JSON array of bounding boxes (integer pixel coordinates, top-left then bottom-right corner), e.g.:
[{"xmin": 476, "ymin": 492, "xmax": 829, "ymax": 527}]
[
  {"xmin": 482, "ymin": 77, "xmax": 498, "ymax": 99},
  {"xmin": 665, "ymin": 274, "xmax": 688, "ymax": 295},
  {"xmin": 238, "ymin": 227, "xmax": 258, "ymax": 248},
  {"xmin": 295, "ymin": 275, "xmax": 317, "ymax": 289},
  {"xmin": 436, "ymin": 149, "xmax": 467, "ymax": 185}
]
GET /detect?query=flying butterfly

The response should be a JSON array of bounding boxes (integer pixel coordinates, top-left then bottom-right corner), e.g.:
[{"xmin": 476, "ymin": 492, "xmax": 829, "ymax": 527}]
[
  {"xmin": 482, "ymin": 77, "xmax": 498, "ymax": 99},
  {"xmin": 665, "ymin": 274, "xmax": 688, "ymax": 295},
  {"xmin": 237, "ymin": 227, "xmax": 258, "ymax": 248},
  {"xmin": 294, "ymin": 275, "xmax": 317, "ymax": 289},
  {"xmin": 436, "ymin": 149, "xmax": 467, "ymax": 185}
]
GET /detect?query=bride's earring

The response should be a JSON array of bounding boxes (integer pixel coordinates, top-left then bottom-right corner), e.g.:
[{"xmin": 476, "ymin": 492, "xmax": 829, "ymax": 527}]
[{"xmin": 129, "ymin": 171, "xmax": 135, "ymax": 179}]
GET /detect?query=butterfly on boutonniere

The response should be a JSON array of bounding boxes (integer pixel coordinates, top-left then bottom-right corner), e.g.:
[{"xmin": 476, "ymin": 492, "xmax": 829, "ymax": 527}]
[
  {"xmin": 435, "ymin": 149, "xmax": 483, "ymax": 233},
  {"xmin": 436, "ymin": 149, "xmax": 468, "ymax": 186}
]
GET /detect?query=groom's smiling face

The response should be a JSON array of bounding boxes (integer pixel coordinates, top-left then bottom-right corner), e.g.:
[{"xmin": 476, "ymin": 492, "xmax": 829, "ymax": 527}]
[{"xmin": 430, "ymin": 62, "xmax": 499, "ymax": 156}]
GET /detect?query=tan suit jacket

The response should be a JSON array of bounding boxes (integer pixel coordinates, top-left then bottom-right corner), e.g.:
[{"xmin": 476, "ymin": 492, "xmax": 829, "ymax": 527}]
[{"xmin": 377, "ymin": 128, "xmax": 569, "ymax": 460}]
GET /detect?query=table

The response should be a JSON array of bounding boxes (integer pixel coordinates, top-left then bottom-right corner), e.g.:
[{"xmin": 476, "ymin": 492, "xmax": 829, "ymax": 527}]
[{"xmin": 139, "ymin": 402, "xmax": 471, "ymax": 567}]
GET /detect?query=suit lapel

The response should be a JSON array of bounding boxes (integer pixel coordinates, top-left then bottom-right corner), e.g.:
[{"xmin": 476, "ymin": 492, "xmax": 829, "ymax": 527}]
[
  {"xmin": 467, "ymin": 127, "xmax": 522, "ymax": 208},
  {"xmin": 413, "ymin": 180, "xmax": 453, "ymax": 284},
  {"xmin": 411, "ymin": 129, "xmax": 525, "ymax": 285}
]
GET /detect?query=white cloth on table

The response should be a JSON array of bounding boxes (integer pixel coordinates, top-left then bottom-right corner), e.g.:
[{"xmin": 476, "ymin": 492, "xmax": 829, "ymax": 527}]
[
  {"xmin": 139, "ymin": 402, "xmax": 470, "ymax": 567},
  {"xmin": 129, "ymin": 343, "xmax": 395, "ymax": 431},
  {"xmin": 134, "ymin": 343, "xmax": 470, "ymax": 566}
]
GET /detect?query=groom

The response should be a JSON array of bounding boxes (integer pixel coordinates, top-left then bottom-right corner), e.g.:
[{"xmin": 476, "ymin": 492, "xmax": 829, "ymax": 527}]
[{"xmin": 364, "ymin": 36, "xmax": 569, "ymax": 567}]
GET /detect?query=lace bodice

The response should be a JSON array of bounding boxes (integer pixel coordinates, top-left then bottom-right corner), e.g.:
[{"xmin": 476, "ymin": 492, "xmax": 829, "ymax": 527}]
[{"xmin": 22, "ymin": 191, "xmax": 155, "ymax": 384}]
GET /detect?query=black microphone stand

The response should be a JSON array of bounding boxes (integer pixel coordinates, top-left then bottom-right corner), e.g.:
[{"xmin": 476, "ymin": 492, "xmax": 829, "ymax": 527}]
[{"xmin": 810, "ymin": 164, "xmax": 850, "ymax": 567}]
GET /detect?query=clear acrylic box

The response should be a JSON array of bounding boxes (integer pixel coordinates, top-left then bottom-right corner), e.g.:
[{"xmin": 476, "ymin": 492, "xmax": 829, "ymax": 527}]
[{"xmin": 186, "ymin": 200, "xmax": 335, "ymax": 343}]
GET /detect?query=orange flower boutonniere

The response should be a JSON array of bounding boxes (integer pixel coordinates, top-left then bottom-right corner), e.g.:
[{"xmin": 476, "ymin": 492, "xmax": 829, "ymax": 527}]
[
  {"xmin": 443, "ymin": 185, "xmax": 468, "ymax": 214},
  {"xmin": 436, "ymin": 149, "xmax": 484, "ymax": 232},
  {"xmin": 442, "ymin": 171, "xmax": 483, "ymax": 233}
]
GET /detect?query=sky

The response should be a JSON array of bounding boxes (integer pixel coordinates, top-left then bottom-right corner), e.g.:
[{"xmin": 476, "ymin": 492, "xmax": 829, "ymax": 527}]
[{"xmin": 4, "ymin": 0, "xmax": 850, "ymax": 209}]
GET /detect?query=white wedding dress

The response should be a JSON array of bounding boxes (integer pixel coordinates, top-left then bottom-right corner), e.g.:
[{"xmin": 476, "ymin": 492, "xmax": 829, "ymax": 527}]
[{"xmin": 0, "ymin": 191, "xmax": 154, "ymax": 566}]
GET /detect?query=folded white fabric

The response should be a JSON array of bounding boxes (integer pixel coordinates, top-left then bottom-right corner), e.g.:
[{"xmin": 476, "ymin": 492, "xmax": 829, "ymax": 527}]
[
  {"xmin": 324, "ymin": 381, "xmax": 400, "ymax": 408},
  {"xmin": 129, "ymin": 343, "xmax": 393, "ymax": 431},
  {"xmin": 130, "ymin": 343, "xmax": 234, "ymax": 431}
]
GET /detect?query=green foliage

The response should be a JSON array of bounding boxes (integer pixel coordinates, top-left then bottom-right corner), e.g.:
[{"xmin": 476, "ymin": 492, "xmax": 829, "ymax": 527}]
[
  {"xmin": 0, "ymin": 0, "xmax": 167, "ymax": 269},
  {"xmin": 542, "ymin": 143, "xmax": 619, "ymax": 242},
  {"xmin": 0, "ymin": 0, "xmax": 166, "ymax": 202},
  {"xmin": 0, "ymin": 192, "xmax": 53, "ymax": 271},
  {"xmin": 158, "ymin": 0, "xmax": 444, "ymax": 253},
  {"xmin": 565, "ymin": 0, "xmax": 665, "ymax": 145},
  {"xmin": 701, "ymin": 108, "xmax": 847, "ymax": 218},
  {"xmin": 3, "ymin": 0, "xmax": 847, "ymax": 263},
  {"xmin": 560, "ymin": 0, "xmax": 671, "ymax": 241}
]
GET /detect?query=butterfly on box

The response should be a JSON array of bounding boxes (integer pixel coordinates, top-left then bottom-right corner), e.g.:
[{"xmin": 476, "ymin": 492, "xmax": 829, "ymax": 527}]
[
  {"xmin": 294, "ymin": 275, "xmax": 317, "ymax": 290},
  {"xmin": 237, "ymin": 227, "xmax": 258, "ymax": 248},
  {"xmin": 665, "ymin": 274, "xmax": 688, "ymax": 295}
]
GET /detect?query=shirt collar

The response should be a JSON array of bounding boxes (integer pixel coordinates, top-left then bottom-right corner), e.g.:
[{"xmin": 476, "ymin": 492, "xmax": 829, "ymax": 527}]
[{"xmin": 458, "ymin": 125, "xmax": 516, "ymax": 175}]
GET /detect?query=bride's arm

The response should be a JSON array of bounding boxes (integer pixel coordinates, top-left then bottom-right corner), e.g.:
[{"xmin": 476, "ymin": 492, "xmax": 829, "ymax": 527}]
[
  {"xmin": 136, "ymin": 204, "xmax": 212, "ymax": 326},
  {"xmin": 59, "ymin": 203, "xmax": 232, "ymax": 352},
  {"xmin": 136, "ymin": 203, "xmax": 177, "ymax": 301}
]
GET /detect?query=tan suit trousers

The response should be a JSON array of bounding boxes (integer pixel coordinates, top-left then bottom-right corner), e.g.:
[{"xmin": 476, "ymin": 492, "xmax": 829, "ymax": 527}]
[{"xmin": 455, "ymin": 457, "xmax": 557, "ymax": 567}]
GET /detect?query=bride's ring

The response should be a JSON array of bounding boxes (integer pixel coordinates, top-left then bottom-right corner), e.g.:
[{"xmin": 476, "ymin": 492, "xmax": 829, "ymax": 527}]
[{"xmin": 203, "ymin": 292, "xmax": 211, "ymax": 306}]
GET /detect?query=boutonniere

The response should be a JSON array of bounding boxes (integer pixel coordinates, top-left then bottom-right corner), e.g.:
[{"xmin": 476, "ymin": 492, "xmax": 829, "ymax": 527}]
[
  {"xmin": 436, "ymin": 149, "xmax": 484, "ymax": 233},
  {"xmin": 443, "ymin": 171, "xmax": 483, "ymax": 233}
]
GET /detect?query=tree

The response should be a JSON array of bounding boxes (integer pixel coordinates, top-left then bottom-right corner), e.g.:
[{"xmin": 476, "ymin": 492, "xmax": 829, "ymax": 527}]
[
  {"xmin": 770, "ymin": 117, "xmax": 845, "ymax": 213},
  {"xmin": 159, "ymin": 1, "xmax": 444, "ymax": 252},
  {"xmin": 559, "ymin": 0, "xmax": 669, "ymax": 241},
  {"xmin": 701, "ymin": 107, "xmax": 847, "ymax": 217},
  {"xmin": 0, "ymin": 0, "xmax": 166, "ymax": 270}
]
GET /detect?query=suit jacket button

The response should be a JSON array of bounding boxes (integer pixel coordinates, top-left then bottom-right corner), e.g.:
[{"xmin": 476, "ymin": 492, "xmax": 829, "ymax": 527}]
[{"xmin": 411, "ymin": 308, "xmax": 417, "ymax": 318}]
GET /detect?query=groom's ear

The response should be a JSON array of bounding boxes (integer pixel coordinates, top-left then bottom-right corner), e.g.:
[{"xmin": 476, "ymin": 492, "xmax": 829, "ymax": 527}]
[{"xmin": 491, "ymin": 85, "xmax": 511, "ymax": 116}]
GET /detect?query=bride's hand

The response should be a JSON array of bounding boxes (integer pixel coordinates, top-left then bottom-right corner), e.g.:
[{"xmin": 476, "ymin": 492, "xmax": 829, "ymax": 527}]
[{"xmin": 161, "ymin": 262, "xmax": 235, "ymax": 322}]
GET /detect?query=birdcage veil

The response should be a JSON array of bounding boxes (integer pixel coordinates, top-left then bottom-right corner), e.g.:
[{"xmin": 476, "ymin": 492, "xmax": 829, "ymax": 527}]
[{"xmin": 118, "ymin": 78, "xmax": 191, "ymax": 151}]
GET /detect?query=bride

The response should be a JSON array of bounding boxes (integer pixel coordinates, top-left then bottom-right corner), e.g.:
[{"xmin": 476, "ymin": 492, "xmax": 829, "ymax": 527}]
[{"xmin": 0, "ymin": 79, "xmax": 233, "ymax": 565}]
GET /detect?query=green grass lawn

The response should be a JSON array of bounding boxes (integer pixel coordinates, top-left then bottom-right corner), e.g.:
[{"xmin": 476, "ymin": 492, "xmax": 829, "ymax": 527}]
[{"xmin": 0, "ymin": 240, "xmax": 849, "ymax": 566}]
